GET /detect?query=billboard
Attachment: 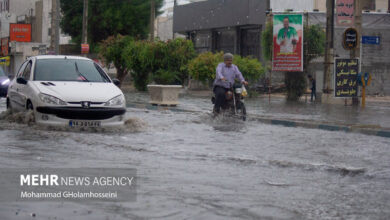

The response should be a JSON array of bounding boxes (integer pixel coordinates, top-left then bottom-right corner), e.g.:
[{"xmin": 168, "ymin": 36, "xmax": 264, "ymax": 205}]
[
  {"xmin": 336, "ymin": 0, "xmax": 354, "ymax": 26},
  {"xmin": 272, "ymin": 14, "xmax": 303, "ymax": 72},
  {"xmin": 334, "ymin": 58, "xmax": 359, "ymax": 98},
  {"xmin": 10, "ymin": 24, "xmax": 31, "ymax": 42}
]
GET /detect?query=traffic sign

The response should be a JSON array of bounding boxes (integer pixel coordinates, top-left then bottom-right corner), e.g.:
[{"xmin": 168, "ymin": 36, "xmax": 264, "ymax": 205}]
[{"xmin": 362, "ymin": 36, "xmax": 380, "ymax": 45}]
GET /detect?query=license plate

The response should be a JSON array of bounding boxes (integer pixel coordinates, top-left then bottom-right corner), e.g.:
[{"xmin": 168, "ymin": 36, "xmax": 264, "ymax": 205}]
[{"xmin": 69, "ymin": 120, "xmax": 101, "ymax": 128}]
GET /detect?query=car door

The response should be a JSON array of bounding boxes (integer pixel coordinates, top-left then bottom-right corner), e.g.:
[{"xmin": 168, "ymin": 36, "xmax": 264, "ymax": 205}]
[
  {"xmin": 16, "ymin": 60, "xmax": 33, "ymax": 110},
  {"xmin": 8, "ymin": 60, "xmax": 28, "ymax": 110}
]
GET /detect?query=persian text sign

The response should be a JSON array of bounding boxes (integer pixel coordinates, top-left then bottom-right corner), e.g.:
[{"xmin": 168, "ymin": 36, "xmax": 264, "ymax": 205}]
[
  {"xmin": 334, "ymin": 58, "xmax": 359, "ymax": 97},
  {"xmin": 272, "ymin": 14, "xmax": 303, "ymax": 72},
  {"xmin": 81, "ymin": 44, "xmax": 89, "ymax": 54},
  {"xmin": 336, "ymin": 0, "xmax": 354, "ymax": 26},
  {"xmin": 9, "ymin": 24, "xmax": 31, "ymax": 42}
]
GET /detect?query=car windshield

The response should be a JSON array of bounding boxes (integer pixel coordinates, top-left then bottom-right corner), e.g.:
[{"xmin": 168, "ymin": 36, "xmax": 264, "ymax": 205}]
[{"xmin": 34, "ymin": 59, "xmax": 110, "ymax": 82}]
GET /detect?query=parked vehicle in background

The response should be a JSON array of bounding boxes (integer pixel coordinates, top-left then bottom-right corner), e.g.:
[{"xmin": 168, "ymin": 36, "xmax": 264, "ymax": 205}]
[
  {"xmin": 7, "ymin": 55, "xmax": 126, "ymax": 127},
  {"xmin": 0, "ymin": 66, "xmax": 10, "ymax": 97}
]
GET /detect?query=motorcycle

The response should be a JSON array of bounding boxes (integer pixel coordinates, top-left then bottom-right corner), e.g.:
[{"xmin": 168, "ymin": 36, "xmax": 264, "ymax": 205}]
[{"xmin": 211, "ymin": 82, "xmax": 247, "ymax": 121}]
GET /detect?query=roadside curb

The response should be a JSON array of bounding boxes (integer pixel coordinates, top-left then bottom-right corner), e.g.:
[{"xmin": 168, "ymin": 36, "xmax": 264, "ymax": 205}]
[{"xmin": 127, "ymin": 102, "xmax": 390, "ymax": 139}]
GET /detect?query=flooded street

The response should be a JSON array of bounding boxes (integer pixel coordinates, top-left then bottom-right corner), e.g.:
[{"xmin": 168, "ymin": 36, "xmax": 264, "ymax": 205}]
[{"xmin": 0, "ymin": 97, "xmax": 389, "ymax": 220}]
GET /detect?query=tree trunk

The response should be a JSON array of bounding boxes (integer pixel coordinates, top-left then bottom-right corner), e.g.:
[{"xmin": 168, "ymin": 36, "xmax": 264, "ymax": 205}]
[{"xmin": 116, "ymin": 67, "xmax": 127, "ymax": 88}]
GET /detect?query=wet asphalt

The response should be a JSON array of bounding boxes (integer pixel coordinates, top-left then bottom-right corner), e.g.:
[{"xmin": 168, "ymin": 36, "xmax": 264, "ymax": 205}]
[{"xmin": 0, "ymin": 94, "xmax": 389, "ymax": 220}]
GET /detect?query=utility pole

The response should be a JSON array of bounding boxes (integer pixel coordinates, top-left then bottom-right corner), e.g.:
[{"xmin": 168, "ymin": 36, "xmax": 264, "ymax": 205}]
[
  {"xmin": 54, "ymin": 0, "xmax": 60, "ymax": 54},
  {"xmin": 173, "ymin": 0, "xmax": 177, "ymax": 39},
  {"xmin": 50, "ymin": 0, "xmax": 55, "ymax": 53},
  {"xmin": 351, "ymin": 0, "xmax": 362, "ymax": 59},
  {"xmin": 149, "ymin": 0, "xmax": 155, "ymax": 41},
  {"xmin": 81, "ymin": 0, "xmax": 88, "ymax": 45},
  {"xmin": 352, "ymin": 0, "xmax": 362, "ymax": 105},
  {"xmin": 323, "ymin": 0, "xmax": 334, "ymax": 95},
  {"xmin": 49, "ymin": 0, "xmax": 60, "ymax": 54}
]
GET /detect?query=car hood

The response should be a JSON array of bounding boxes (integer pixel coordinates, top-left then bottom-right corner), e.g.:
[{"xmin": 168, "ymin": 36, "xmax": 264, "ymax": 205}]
[{"xmin": 31, "ymin": 81, "xmax": 123, "ymax": 102}]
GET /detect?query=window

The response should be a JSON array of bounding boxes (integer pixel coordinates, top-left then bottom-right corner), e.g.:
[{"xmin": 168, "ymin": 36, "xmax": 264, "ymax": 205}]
[
  {"xmin": 16, "ymin": 61, "xmax": 28, "ymax": 78},
  {"xmin": 194, "ymin": 32, "xmax": 211, "ymax": 53},
  {"xmin": 241, "ymin": 28, "xmax": 261, "ymax": 60},
  {"xmin": 22, "ymin": 62, "xmax": 32, "ymax": 80},
  {"xmin": 215, "ymin": 29, "xmax": 235, "ymax": 54},
  {"xmin": 34, "ymin": 59, "xmax": 110, "ymax": 82}
]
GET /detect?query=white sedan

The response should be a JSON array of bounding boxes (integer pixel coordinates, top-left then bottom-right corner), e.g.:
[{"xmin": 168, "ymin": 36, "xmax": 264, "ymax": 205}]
[{"xmin": 7, "ymin": 55, "xmax": 126, "ymax": 127}]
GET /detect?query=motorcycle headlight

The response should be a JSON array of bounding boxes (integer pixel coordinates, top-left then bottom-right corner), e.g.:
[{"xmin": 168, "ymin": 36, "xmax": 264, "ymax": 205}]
[
  {"xmin": 39, "ymin": 93, "xmax": 67, "ymax": 105},
  {"xmin": 105, "ymin": 94, "xmax": 125, "ymax": 107},
  {"xmin": 235, "ymin": 88, "xmax": 242, "ymax": 94}
]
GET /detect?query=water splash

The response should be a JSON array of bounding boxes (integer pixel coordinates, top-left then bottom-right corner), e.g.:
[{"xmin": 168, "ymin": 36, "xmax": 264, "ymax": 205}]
[
  {"xmin": 124, "ymin": 117, "xmax": 148, "ymax": 133},
  {"xmin": 0, "ymin": 110, "xmax": 147, "ymax": 134},
  {"xmin": 0, "ymin": 109, "xmax": 35, "ymax": 125}
]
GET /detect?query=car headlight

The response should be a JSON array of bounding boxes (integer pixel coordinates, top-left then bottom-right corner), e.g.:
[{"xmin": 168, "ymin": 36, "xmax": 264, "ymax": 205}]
[
  {"xmin": 38, "ymin": 93, "xmax": 67, "ymax": 105},
  {"xmin": 105, "ymin": 94, "xmax": 125, "ymax": 107},
  {"xmin": 1, "ymin": 79, "xmax": 10, "ymax": 85}
]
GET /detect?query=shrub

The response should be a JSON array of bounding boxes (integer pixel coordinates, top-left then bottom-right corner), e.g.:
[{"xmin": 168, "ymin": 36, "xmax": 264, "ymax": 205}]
[
  {"xmin": 188, "ymin": 52, "xmax": 264, "ymax": 87},
  {"xmin": 123, "ymin": 40, "xmax": 151, "ymax": 91},
  {"xmin": 188, "ymin": 52, "xmax": 223, "ymax": 84},
  {"xmin": 150, "ymin": 38, "xmax": 196, "ymax": 85},
  {"xmin": 233, "ymin": 55, "xmax": 265, "ymax": 84},
  {"xmin": 122, "ymin": 38, "xmax": 196, "ymax": 91},
  {"xmin": 285, "ymin": 72, "xmax": 306, "ymax": 101}
]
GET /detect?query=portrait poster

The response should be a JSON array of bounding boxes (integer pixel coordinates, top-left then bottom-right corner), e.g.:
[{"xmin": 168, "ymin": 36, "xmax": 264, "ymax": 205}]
[{"xmin": 272, "ymin": 14, "xmax": 303, "ymax": 72}]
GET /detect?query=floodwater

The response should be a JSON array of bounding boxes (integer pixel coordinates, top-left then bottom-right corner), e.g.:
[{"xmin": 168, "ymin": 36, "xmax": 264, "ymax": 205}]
[{"xmin": 0, "ymin": 97, "xmax": 389, "ymax": 220}]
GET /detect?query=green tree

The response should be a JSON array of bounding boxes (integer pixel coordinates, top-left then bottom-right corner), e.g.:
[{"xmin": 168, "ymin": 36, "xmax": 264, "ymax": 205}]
[
  {"xmin": 60, "ymin": 0, "xmax": 163, "ymax": 52},
  {"xmin": 261, "ymin": 19, "xmax": 325, "ymax": 101},
  {"xmin": 261, "ymin": 21, "xmax": 273, "ymax": 62},
  {"xmin": 99, "ymin": 34, "xmax": 132, "ymax": 86}
]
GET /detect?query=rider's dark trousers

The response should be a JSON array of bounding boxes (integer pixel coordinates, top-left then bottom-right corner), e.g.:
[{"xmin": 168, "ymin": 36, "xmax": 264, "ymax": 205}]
[{"xmin": 214, "ymin": 86, "xmax": 228, "ymax": 113}]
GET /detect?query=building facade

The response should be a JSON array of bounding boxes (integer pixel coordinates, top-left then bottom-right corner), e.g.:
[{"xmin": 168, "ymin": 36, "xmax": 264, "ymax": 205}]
[
  {"xmin": 173, "ymin": 0, "xmax": 269, "ymax": 60},
  {"xmin": 0, "ymin": 0, "xmax": 70, "ymax": 75}
]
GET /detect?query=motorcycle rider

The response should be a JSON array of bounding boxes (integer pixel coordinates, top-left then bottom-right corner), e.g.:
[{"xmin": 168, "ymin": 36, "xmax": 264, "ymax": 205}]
[{"xmin": 213, "ymin": 53, "xmax": 248, "ymax": 114}]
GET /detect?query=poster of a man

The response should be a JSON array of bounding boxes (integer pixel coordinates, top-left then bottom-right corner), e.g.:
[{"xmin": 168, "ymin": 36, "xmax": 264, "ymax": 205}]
[
  {"xmin": 272, "ymin": 14, "xmax": 303, "ymax": 72},
  {"xmin": 277, "ymin": 16, "xmax": 298, "ymax": 53}
]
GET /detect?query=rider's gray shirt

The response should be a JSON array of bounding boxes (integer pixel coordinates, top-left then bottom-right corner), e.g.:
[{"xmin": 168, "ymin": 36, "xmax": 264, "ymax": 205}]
[{"xmin": 213, "ymin": 63, "xmax": 245, "ymax": 89}]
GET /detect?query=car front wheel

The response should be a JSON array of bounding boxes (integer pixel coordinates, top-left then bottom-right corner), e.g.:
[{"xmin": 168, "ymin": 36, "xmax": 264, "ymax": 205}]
[{"xmin": 26, "ymin": 100, "xmax": 34, "ymax": 111}]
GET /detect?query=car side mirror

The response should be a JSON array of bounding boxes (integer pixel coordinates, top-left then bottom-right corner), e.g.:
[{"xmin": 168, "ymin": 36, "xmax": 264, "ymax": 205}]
[
  {"xmin": 112, "ymin": 79, "xmax": 121, "ymax": 87},
  {"xmin": 8, "ymin": 74, "xmax": 14, "ymax": 79},
  {"xmin": 16, "ymin": 77, "xmax": 28, "ymax": 85}
]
